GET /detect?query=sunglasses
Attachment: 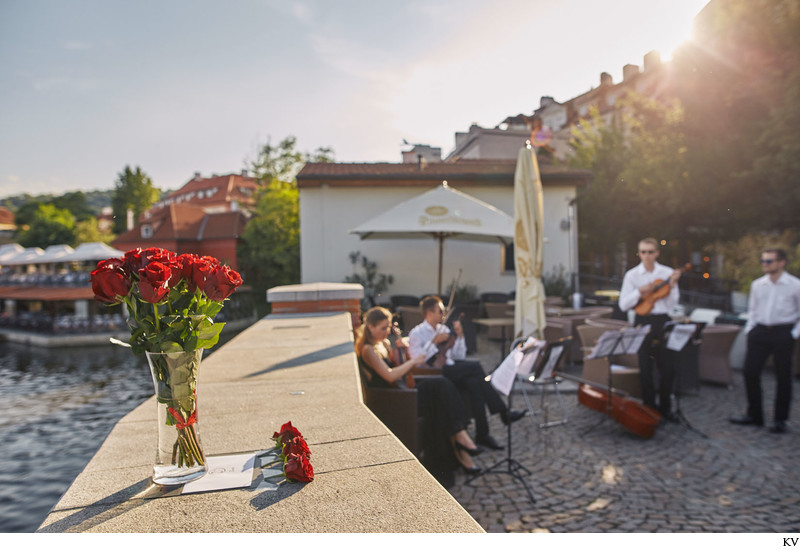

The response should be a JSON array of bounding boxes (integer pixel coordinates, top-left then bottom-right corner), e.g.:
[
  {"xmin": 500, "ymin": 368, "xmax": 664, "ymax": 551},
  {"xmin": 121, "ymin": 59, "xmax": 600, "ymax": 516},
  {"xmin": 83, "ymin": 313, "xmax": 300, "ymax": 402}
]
[
  {"xmin": 760, "ymin": 259, "xmax": 776, "ymax": 264},
  {"xmin": 638, "ymin": 250, "xmax": 656, "ymax": 255}
]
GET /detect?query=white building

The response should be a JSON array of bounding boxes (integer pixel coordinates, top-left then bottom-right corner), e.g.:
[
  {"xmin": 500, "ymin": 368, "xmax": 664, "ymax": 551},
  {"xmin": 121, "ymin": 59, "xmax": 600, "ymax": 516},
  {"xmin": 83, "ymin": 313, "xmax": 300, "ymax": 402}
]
[{"xmin": 297, "ymin": 158, "xmax": 590, "ymax": 300}]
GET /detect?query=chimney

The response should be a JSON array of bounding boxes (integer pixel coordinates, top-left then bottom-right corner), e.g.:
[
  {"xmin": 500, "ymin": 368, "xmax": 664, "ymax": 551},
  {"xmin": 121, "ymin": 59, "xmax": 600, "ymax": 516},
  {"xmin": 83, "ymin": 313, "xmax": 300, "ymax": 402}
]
[
  {"xmin": 623, "ymin": 63, "xmax": 640, "ymax": 81},
  {"xmin": 600, "ymin": 72, "xmax": 613, "ymax": 86},
  {"xmin": 193, "ymin": 171, "xmax": 201, "ymax": 180},
  {"xmin": 540, "ymin": 96, "xmax": 555, "ymax": 108},
  {"xmin": 241, "ymin": 169, "xmax": 248, "ymax": 177},
  {"xmin": 643, "ymin": 50, "xmax": 661, "ymax": 72}
]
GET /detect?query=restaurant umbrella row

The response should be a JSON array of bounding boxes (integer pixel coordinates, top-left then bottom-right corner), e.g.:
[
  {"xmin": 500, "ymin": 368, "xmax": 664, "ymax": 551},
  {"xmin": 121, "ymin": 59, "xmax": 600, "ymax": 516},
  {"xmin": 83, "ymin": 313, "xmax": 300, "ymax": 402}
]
[{"xmin": 0, "ymin": 242, "xmax": 129, "ymax": 335}]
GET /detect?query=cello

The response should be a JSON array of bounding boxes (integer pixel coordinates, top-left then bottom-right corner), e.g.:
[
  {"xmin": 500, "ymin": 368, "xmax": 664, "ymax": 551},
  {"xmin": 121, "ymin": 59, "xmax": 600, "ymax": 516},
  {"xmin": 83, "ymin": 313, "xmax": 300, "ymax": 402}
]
[{"xmin": 559, "ymin": 372, "xmax": 662, "ymax": 438}]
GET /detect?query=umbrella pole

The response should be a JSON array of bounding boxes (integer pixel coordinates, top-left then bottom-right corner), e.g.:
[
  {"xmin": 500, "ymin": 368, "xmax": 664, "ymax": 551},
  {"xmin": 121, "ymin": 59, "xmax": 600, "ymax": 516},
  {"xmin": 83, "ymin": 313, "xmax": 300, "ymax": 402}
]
[{"xmin": 437, "ymin": 235, "xmax": 444, "ymax": 296}]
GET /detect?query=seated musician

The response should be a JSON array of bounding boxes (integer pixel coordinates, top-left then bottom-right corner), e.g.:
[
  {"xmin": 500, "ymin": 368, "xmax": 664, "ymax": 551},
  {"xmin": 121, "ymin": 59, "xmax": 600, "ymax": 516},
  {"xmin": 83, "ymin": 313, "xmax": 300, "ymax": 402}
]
[
  {"xmin": 407, "ymin": 296, "xmax": 525, "ymax": 451},
  {"xmin": 355, "ymin": 306, "xmax": 483, "ymax": 478},
  {"xmin": 618, "ymin": 237, "xmax": 682, "ymax": 421}
]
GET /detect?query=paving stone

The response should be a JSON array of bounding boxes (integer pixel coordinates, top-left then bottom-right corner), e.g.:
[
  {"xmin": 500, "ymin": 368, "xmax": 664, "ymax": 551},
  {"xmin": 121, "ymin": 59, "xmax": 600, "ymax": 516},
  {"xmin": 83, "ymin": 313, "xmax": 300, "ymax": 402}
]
[{"xmin": 446, "ymin": 331, "xmax": 800, "ymax": 533}]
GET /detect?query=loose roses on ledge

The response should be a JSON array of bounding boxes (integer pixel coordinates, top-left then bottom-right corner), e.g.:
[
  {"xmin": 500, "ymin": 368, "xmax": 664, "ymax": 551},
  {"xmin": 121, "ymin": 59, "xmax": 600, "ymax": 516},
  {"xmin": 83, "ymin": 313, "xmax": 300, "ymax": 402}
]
[
  {"xmin": 272, "ymin": 421, "xmax": 314, "ymax": 483},
  {"xmin": 91, "ymin": 247, "xmax": 243, "ymax": 354}
]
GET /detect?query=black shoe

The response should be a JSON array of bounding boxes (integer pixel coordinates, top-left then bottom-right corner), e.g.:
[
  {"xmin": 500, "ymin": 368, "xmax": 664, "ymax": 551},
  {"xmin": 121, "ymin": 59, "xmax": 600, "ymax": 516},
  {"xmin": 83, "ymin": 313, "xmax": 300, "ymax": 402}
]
[
  {"xmin": 475, "ymin": 435, "xmax": 504, "ymax": 450},
  {"xmin": 461, "ymin": 464, "xmax": 482, "ymax": 475},
  {"xmin": 769, "ymin": 421, "xmax": 787, "ymax": 434},
  {"xmin": 454, "ymin": 440, "xmax": 485, "ymax": 456},
  {"xmin": 500, "ymin": 409, "xmax": 526, "ymax": 425},
  {"xmin": 729, "ymin": 414, "xmax": 764, "ymax": 427}
]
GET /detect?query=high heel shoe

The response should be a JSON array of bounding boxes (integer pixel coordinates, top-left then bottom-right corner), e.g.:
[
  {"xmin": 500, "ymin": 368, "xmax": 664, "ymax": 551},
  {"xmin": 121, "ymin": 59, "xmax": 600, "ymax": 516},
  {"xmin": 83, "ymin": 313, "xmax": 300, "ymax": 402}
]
[
  {"xmin": 461, "ymin": 464, "xmax": 482, "ymax": 475},
  {"xmin": 454, "ymin": 440, "xmax": 484, "ymax": 457}
]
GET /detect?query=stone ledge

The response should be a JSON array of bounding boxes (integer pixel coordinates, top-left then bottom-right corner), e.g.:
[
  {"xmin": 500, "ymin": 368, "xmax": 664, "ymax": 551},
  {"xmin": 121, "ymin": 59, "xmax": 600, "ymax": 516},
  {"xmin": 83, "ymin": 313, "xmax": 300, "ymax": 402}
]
[{"xmin": 38, "ymin": 311, "xmax": 481, "ymax": 533}]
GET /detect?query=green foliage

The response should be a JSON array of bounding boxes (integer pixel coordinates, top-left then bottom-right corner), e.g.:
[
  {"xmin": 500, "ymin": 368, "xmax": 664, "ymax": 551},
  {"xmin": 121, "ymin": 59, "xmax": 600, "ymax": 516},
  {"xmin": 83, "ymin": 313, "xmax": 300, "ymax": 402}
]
[
  {"xmin": 111, "ymin": 165, "xmax": 160, "ymax": 234},
  {"xmin": 709, "ymin": 231, "xmax": 800, "ymax": 293},
  {"xmin": 239, "ymin": 181, "xmax": 300, "ymax": 291},
  {"xmin": 74, "ymin": 217, "xmax": 114, "ymax": 245},
  {"xmin": 442, "ymin": 280, "xmax": 478, "ymax": 304},
  {"xmin": 17, "ymin": 203, "xmax": 76, "ymax": 248},
  {"xmin": 239, "ymin": 135, "xmax": 334, "ymax": 315},
  {"xmin": 344, "ymin": 251, "xmax": 394, "ymax": 306},
  {"xmin": 249, "ymin": 136, "xmax": 334, "ymax": 184},
  {"xmin": 542, "ymin": 265, "xmax": 571, "ymax": 301}
]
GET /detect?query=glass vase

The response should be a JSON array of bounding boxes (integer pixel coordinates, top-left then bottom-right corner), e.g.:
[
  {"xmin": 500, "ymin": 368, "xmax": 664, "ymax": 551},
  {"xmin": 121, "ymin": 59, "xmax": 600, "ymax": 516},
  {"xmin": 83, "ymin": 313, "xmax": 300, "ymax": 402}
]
[{"xmin": 146, "ymin": 349, "xmax": 208, "ymax": 485}]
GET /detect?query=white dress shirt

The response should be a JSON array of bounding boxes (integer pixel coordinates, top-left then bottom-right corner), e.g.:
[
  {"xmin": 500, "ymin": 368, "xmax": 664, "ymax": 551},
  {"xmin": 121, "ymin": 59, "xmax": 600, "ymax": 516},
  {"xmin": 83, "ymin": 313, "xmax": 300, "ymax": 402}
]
[
  {"xmin": 407, "ymin": 320, "xmax": 467, "ymax": 365},
  {"xmin": 744, "ymin": 271, "xmax": 800, "ymax": 339},
  {"xmin": 618, "ymin": 261, "xmax": 680, "ymax": 314}
]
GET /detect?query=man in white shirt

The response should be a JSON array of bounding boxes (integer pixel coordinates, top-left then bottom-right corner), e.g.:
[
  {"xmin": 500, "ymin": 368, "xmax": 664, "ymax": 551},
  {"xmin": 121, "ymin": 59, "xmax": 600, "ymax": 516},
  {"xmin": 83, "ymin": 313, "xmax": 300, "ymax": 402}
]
[
  {"xmin": 618, "ymin": 237, "xmax": 682, "ymax": 420},
  {"xmin": 730, "ymin": 248, "xmax": 800, "ymax": 434},
  {"xmin": 408, "ymin": 295, "xmax": 524, "ymax": 450}
]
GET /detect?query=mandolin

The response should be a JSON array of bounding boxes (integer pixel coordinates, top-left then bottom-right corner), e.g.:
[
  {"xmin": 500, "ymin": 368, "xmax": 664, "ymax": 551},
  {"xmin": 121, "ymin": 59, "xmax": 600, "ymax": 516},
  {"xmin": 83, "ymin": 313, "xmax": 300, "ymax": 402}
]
[{"xmin": 634, "ymin": 263, "xmax": 691, "ymax": 316}]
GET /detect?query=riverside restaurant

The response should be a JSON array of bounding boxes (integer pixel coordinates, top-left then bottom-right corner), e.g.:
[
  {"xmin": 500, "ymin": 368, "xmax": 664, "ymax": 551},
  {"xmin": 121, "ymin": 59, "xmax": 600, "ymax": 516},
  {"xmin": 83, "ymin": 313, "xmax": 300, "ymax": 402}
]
[{"xmin": 0, "ymin": 242, "xmax": 255, "ymax": 345}]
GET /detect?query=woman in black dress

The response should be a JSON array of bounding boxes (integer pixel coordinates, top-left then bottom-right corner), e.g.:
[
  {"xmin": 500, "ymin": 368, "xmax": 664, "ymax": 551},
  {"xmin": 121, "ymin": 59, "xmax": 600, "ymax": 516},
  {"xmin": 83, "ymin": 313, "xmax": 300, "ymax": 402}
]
[{"xmin": 355, "ymin": 306, "xmax": 482, "ymax": 477}]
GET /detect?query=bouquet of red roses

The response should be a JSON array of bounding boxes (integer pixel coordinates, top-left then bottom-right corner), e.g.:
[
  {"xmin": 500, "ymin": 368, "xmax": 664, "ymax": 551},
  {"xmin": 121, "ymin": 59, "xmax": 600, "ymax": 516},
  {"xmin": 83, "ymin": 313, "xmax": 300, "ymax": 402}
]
[
  {"xmin": 91, "ymin": 247, "xmax": 242, "ymax": 475},
  {"xmin": 272, "ymin": 421, "xmax": 314, "ymax": 483},
  {"xmin": 91, "ymin": 247, "xmax": 242, "ymax": 355}
]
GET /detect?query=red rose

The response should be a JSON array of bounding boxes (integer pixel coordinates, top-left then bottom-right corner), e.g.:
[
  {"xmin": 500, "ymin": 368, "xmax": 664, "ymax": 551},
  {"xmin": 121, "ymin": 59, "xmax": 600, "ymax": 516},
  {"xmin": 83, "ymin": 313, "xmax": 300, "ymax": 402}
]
[
  {"xmin": 284, "ymin": 452, "xmax": 314, "ymax": 483},
  {"xmin": 282, "ymin": 435, "xmax": 311, "ymax": 458},
  {"xmin": 203, "ymin": 264, "xmax": 242, "ymax": 301},
  {"xmin": 272, "ymin": 421, "xmax": 303, "ymax": 447},
  {"xmin": 90, "ymin": 258, "xmax": 131, "ymax": 303},
  {"xmin": 138, "ymin": 261, "xmax": 172, "ymax": 303},
  {"xmin": 123, "ymin": 248, "xmax": 144, "ymax": 274},
  {"xmin": 124, "ymin": 247, "xmax": 175, "ymax": 274},
  {"xmin": 187, "ymin": 256, "xmax": 217, "ymax": 292}
]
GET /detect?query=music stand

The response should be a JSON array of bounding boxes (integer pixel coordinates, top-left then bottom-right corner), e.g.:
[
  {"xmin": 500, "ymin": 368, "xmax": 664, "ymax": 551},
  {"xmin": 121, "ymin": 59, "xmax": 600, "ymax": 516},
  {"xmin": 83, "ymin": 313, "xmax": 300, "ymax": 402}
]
[
  {"xmin": 663, "ymin": 321, "xmax": 708, "ymax": 438},
  {"xmin": 581, "ymin": 326, "xmax": 650, "ymax": 436},
  {"xmin": 467, "ymin": 338, "xmax": 538, "ymax": 505},
  {"xmin": 523, "ymin": 338, "xmax": 570, "ymax": 428}
]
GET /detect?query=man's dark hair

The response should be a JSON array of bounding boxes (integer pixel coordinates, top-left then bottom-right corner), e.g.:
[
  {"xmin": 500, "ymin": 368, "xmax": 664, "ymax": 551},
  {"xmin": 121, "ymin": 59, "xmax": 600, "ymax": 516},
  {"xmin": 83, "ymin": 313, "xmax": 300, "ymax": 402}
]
[
  {"xmin": 763, "ymin": 248, "xmax": 787, "ymax": 262},
  {"xmin": 420, "ymin": 295, "xmax": 442, "ymax": 314}
]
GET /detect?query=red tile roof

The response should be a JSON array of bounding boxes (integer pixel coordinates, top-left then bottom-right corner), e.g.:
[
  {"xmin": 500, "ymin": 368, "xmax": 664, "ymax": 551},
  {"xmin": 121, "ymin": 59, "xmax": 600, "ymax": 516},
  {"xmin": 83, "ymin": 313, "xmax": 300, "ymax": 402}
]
[
  {"xmin": 147, "ymin": 172, "xmax": 259, "ymax": 216},
  {"xmin": 296, "ymin": 159, "xmax": 590, "ymax": 188},
  {"xmin": 114, "ymin": 204, "xmax": 247, "ymax": 244}
]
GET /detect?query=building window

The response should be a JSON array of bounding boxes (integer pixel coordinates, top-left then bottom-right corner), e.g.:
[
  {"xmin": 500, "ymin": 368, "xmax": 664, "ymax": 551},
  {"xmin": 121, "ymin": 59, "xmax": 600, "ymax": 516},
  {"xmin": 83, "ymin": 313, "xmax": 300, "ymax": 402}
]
[
  {"xmin": 502, "ymin": 243, "xmax": 515, "ymax": 273},
  {"xmin": 141, "ymin": 225, "xmax": 153, "ymax": 238}
]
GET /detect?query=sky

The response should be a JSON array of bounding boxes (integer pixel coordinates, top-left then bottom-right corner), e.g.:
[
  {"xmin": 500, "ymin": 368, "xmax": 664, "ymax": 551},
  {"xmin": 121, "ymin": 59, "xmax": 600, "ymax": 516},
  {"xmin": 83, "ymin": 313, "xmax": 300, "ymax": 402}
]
[{"xmin": 0, "ymin": 0, "xmax": 709, "ymax": 198}]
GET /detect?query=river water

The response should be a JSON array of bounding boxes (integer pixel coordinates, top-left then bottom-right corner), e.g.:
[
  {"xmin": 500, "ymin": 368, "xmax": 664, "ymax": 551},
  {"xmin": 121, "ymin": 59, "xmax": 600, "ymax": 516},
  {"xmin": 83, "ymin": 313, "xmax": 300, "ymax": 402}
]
[{"xmin": 0, "ymin": 334, "xmax": 237, "ymax": 533}]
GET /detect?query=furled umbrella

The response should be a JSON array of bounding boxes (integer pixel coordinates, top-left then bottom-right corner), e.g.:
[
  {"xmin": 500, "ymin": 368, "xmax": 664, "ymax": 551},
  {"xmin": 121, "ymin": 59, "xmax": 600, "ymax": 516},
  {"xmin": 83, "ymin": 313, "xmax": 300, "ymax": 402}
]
[{"xmin": 513, "ymin": 143, "xmax": 546, "ymax": 339}]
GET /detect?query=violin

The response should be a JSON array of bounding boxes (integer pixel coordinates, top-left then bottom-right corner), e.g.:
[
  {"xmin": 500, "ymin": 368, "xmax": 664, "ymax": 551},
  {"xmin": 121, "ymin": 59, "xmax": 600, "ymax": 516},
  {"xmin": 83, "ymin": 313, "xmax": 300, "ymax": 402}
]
[
  {"xmin": 634, "ymin": 263, "xmax": 691, "ymax": 316},
  {"xmin": 431, "ymin": 312, "xmax": 465, "ymax": 369},
  {"xmin": 390, "ymin": 322, "xmax": 415, "ymax": 389}
]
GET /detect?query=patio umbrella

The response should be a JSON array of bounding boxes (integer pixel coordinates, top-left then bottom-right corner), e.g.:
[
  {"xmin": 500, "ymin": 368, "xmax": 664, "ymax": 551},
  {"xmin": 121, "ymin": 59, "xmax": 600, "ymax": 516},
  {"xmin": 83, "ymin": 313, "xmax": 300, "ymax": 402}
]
[
  {"xmin": 350, "ymin": 182, "xmax": 513, "ymax": 295},
  {"xmin": 513, "ymin": 143, "xmax": 546, "ymax": 339}
]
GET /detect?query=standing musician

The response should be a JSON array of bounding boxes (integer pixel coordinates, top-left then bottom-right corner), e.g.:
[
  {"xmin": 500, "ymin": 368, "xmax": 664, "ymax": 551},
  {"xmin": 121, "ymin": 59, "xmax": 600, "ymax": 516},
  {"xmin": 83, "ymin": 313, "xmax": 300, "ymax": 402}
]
[
  {"xmin": 618, "ymin": 238, "xmax": 682, "ymax": 421},
  {"xmin": 408, "ymin": 295, "xmax": 525, "ymax": 450},
  {"xmin": 730, "ymin": 248, "xmax": 800, "ymax": 434}
]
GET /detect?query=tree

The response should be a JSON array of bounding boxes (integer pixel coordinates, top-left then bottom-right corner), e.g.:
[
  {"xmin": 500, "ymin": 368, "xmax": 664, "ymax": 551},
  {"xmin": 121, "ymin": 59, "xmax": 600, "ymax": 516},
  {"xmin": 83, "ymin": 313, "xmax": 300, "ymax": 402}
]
[
  {"xmin": 74, "ymin": 217, "xmax": 114, "ymax": 245},
  {"xmin": 238, "ymin": 136, "xmax": 334, "ymax": 314},
  {"xmin": 17, "ymin": 204, "xmax": 76, "ymax": 248},
  {"xmin": 111, "ymin": 166, "xmax": 160, "ymax": 234}
]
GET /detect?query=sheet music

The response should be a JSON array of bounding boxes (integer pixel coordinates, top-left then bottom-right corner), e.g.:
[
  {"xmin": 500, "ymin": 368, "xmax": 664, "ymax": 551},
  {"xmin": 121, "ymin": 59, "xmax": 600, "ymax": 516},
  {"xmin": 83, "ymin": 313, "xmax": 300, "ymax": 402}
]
[
  {"xmin": 587, "ymin": 325, "xmax": 651, "ymax": 358},
  {"xmin": 666, "ymin": 323, "xmax": 697, "ymax": 351},
  {"xmin": 517, "ymin": 337, "xmax": 545, "ymax": 376},
  {"xmin": 538, "ymin": 344, "xmax": 564, "ymax": 379},
  {"xmin": 489, "ymin": 347, "xmax": 522, "ymax": 396}
]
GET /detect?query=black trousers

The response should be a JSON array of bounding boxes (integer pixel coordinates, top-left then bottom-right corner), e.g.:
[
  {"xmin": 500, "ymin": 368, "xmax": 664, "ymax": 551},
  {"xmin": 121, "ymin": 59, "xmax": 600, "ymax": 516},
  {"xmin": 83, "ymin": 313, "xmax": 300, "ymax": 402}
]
[
  {"xmin": 634, "ymin": 313, "xmax": 675, "ymax": 414},
  {"xmin": 743, "ymin": 324, "xmax": 795, "ymax": 423},
  {"xmin": 441, "ymin": 360, "xmax": 507, "ymax": 439}
]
